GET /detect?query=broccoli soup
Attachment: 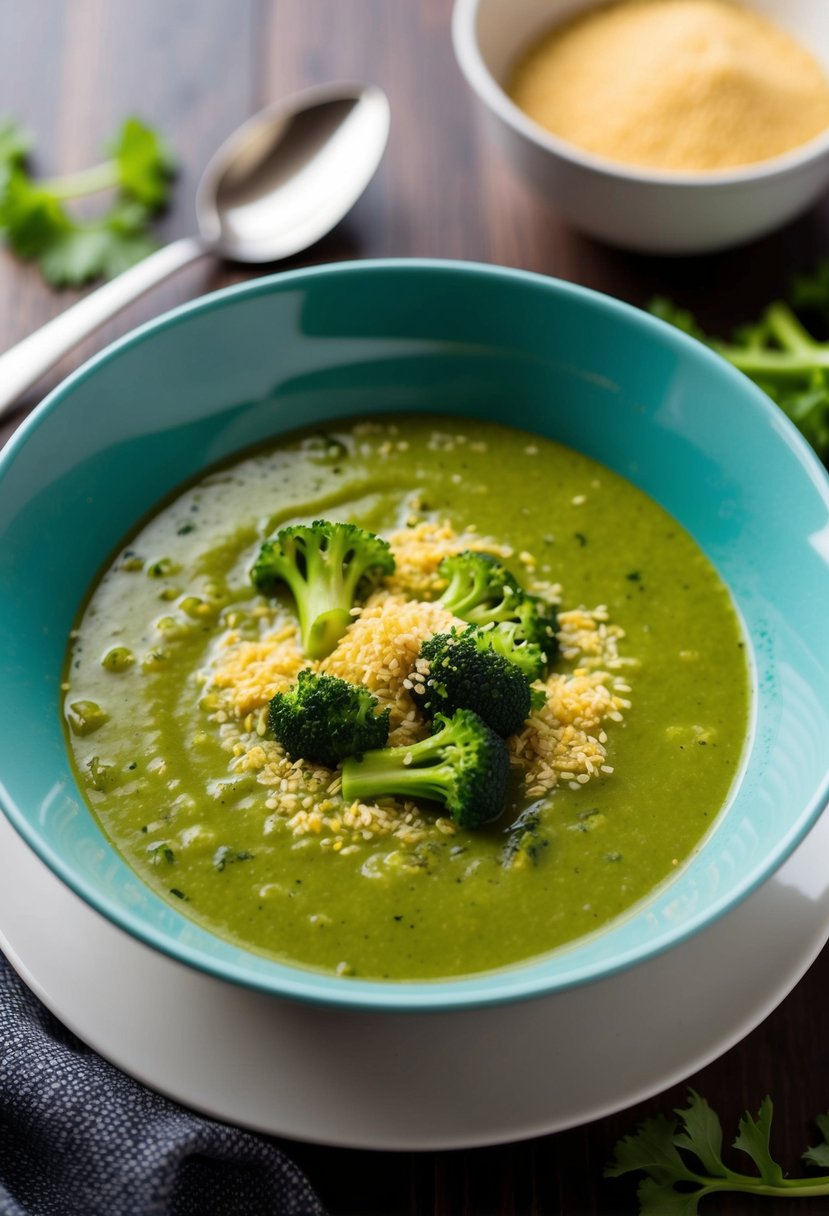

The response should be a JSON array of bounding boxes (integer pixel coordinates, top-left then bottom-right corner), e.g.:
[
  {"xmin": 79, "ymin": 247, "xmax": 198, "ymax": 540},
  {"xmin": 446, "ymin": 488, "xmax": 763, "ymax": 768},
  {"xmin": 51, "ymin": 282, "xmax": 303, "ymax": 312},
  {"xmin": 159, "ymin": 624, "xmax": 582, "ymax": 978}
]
[{"xmin": 63, "ymin": 416, "xmax": 749, "ymax": 981}]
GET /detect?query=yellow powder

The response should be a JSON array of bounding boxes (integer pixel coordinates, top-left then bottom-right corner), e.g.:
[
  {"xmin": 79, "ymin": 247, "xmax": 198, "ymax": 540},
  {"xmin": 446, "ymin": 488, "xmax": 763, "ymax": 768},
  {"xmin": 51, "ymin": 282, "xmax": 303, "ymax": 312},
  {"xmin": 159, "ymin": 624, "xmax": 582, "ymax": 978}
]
[{"xmin": 508, "ymin": 0, "xmax": 829, "ymax": 171}]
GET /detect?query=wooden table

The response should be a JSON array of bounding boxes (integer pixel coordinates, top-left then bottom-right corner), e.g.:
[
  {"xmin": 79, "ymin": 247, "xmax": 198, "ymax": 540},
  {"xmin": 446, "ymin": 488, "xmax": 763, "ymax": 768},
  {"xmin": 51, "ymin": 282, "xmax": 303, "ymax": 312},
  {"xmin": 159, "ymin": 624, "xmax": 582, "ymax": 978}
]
[{"xmin": 2, "ymin": 4, "xmax": 828, "ymax": 1213}]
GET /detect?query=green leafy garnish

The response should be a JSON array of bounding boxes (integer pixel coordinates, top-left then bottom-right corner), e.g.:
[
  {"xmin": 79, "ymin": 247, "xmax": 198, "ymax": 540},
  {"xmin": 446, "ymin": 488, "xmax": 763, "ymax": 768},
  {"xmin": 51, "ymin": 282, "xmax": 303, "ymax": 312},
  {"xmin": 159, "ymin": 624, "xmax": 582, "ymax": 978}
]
[
  {"xmin": 650, "ymin": 263, "xmax": 829, "ymax": 464},
  {"xmin": 606, "ymin": 1090, "xmax": 829, "ymax": 1213},
  {"xmin": 0, "ymin": 119, "xmax": 32, "ymax": 178},
  {"xmin": 212, "ymin": 846, "xmax": 254, "ymax": 872},
  {"xmin": 107, "ymin": 119, "xmax": 176, "ymax": 207},
  {"xmin": 0, "ymin": 116, "xmax": 174, "ymax": 287}
]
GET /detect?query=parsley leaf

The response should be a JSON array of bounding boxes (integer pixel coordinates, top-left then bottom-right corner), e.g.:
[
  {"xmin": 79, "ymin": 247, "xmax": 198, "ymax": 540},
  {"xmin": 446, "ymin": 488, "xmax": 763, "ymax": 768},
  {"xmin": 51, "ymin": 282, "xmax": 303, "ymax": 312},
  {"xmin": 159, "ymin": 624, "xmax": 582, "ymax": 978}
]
[
  {"xmin": 37, "ymin": 200, "xmax": 158, "ymax": 287},
  {"xmin": 637, "ymin": 1176, "xmax": 711, "ymax": 1216},
  {"xmin": 733, "ymin": 1096, "xmax": 785, "ymax": 1185},
  {"xmin": 606, "ymin": 1090, "xmax": 829, "ymax": 1213},
  {"xmin": 804, "ymin": 1114, "xmax": 829, "ymax": 1170},
  {"xmin": 649, "ymin": 265, "xmax": 829, "ymax": 465},
  {"xmin": 672, "ymin": 1091, "xmax": 735, "ymax": 1180},
  {"xmin": 649, "ymin": 297, "xmax": 709, "ymax": 343},
  {"xmin": 108, "ymin": 117, "xmax": 176, "ymax": 207},
  {"xmin": 607, "ymin": 1111, "xmax": 701, "ymax": 1185},
  {"xmin": 0, "ymin": 119, "xmax": 31, "ymax": 178},
  {"xmin": 790, "ymin": 262, "xmax": 829, "ymax": 327},
  {"xmin": 0, "ymin": 115, "xmax": 175, "ymax": 287},
  {"xmin": 0, "ymin": 169, "xmax": 69, "ymax": 259}
]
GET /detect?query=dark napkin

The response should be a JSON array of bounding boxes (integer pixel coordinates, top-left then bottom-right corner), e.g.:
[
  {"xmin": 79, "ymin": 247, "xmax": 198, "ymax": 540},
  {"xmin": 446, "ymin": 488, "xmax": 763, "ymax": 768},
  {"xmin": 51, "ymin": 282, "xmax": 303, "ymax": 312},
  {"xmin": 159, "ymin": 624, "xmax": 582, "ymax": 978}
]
[{"xmin": 0, "ymin": 953, "xmax": 326, "ymax": 1216}]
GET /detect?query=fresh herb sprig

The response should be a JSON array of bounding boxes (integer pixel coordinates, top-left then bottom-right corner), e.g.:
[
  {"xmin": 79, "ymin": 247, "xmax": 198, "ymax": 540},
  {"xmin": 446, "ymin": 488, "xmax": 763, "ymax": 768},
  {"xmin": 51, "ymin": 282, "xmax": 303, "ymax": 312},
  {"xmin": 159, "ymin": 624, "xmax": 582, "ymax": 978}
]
[
  {"xmin": 0, "ymin": 116, "xmax": 175, "ymax": 287},
  {"xmin": 606, "ymin": 1089, "xmax": 829, "ymax": 1213},
  {"xmin": 650, "ymin": 263, "xmax": 829, "ymax": 464}
]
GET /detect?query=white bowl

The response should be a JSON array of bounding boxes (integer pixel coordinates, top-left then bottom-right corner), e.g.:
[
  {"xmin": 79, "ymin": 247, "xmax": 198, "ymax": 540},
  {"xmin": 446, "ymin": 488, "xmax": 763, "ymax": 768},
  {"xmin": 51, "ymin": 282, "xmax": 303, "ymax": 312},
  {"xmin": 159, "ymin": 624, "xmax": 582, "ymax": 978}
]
[{"xmin": 452, "ymin": 0, "xmax": 829, "ymax": 253}]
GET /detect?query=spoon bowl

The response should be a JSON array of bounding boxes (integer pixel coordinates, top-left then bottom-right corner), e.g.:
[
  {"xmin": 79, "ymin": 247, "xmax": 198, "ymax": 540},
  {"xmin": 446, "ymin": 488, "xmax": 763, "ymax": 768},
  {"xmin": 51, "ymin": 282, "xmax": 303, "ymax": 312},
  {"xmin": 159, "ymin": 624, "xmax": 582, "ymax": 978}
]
[
  {"xmin": 0, "ymin": 82, "xmax": 390, "ymax": 415},
  {"xmin": 196, "ymin": 83, "xmax": 390, "ymax": 262}
]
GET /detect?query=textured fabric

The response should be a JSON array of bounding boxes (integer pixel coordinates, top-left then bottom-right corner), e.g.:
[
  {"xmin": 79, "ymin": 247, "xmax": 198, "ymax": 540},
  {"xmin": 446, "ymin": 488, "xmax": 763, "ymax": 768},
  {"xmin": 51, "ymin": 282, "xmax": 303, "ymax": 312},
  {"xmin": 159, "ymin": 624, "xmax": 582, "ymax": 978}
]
[{"xmin": 0, "ymin": 953, "xmax": 326, "ymax": 1216}]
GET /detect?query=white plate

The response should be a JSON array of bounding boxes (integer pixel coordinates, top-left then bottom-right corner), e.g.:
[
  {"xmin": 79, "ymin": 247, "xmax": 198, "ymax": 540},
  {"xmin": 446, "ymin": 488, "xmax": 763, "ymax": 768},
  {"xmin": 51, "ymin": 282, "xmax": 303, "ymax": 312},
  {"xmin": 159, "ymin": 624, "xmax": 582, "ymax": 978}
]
[{"xmin": 2, "ymin": 805, "xmax": 828, "ymax": 1151}]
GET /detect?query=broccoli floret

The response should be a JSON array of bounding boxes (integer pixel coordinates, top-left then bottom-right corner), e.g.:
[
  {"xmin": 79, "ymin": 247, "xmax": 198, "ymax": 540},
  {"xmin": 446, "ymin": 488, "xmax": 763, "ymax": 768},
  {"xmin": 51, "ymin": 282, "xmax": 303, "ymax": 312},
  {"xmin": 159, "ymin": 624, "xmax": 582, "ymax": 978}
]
[
  {"xmin": 268, "ymin": 669, "xmax": 390, "ymax": 768},
  {"xmin": 436, "ymin": 551, "xmax": 523, "ymax": 623},
  {"xmin": 517, "ymin": 595, "xmax": 559, "ymax": 654},
  {"xmin": 476, "ymin": 621, "xmax": 546, "ymax": 680},
  {"xmin": 411, "ymin": 626, "xmax": 532, "ymax": 737},
  {"xmin": 437, "ymin": 551, "xmax": 559, "ymax": 667},
  {"xmin": 251, "ymin": 520, "xmax": 395, "ymax": 659},
  {"xmin": 341, "ymin": 709, "xmax": 509, "ymax": 829}
]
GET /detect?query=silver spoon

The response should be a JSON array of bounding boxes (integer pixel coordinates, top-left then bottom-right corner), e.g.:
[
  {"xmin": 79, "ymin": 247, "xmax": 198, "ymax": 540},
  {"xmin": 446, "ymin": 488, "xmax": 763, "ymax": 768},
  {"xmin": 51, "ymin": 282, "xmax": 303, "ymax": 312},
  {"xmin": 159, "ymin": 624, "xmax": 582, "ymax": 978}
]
[{"xmin": 0, "ymin": 82, "xmax": 390, "ymax": 417}]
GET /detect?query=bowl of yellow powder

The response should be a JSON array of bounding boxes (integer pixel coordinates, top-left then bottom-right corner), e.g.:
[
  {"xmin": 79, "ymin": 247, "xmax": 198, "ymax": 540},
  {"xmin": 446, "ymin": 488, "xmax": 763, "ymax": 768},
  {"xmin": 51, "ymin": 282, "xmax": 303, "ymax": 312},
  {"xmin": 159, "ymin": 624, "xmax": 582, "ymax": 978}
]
[{"xmin": 453, "ymin": 0, "xmax": 829, "ymax": 252}]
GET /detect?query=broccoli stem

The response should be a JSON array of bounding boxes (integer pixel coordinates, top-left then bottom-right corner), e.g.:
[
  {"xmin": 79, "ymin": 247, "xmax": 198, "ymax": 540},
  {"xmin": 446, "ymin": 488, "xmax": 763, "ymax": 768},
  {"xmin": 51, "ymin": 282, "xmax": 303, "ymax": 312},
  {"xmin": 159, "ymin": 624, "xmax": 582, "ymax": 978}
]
[
  {"xmin": 342, "ymin": 708, "xmax": 508, "ymax": 828},
  {"xmin": 293, "ymin": 542, "xmax": 356, "ymax": 659},
  {"xmin": 342, "ymin": 738, "xmax": 454, "ymax": 806},
  {"xmin": 252, "ymin": 520, "xmax": 395, "ymax": 660},
  {"xmin": 296, "ymin": 525, "xmax": 364, "ymax": 651},
  {"xmin": 304, "ymin": 606, "xmax": 352, "ymax": 660},
  {"xmin": 344, "ymin": 760, "xmax": 456, "ymax": 806}
]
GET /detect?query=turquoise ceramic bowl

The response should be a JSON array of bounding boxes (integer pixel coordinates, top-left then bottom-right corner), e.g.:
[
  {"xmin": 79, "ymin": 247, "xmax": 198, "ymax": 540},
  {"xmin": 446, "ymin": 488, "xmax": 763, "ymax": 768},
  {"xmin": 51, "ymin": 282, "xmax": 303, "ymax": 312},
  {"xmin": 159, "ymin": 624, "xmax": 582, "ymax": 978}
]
[{"xmin": 1, "ymin": 260, "xmax": 828, "ymax": 1011}]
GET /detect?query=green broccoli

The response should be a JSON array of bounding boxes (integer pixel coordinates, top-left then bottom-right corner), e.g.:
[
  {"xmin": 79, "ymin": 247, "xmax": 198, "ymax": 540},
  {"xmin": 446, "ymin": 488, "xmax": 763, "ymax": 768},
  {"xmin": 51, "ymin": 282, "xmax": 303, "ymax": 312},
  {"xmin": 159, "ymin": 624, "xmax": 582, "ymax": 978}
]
[
  {"xmin": 410, "ymin": 626, "xmax": 532, "ymax": 738},
  {"xmin": 437, "ymin": 551, "xmax": 559, "ymax": 667},
  {"xmin": 268, "ymin": 669, "xmax": 390, "ymax": 768},
  {"xmin": 341, "ymin": 708, "xmax": 509, "ymax": 829},
  {"xmin": 512, "ymin": 595, "xmax": 559, "ymax": 660},
  {"xmin": 251, "ymin": 520, "xmax": 395, "ymax": 659},
  {"xmin": 436, "ymin": 550, "xmax": 523, "ymax": 623},
  {"xmin": 476, "ymin": 622, "xmax": 546, "ymax": 680}
]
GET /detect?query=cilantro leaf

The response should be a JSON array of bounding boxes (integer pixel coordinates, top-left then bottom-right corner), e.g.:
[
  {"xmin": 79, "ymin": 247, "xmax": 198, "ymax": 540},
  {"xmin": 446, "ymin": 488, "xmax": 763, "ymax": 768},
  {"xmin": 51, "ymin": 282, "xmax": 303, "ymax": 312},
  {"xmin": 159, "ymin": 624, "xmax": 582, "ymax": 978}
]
[
  {"xmin": 672, "ymin": 1091, "xmax": 735, "ymax": 1180},
  {"xmin": 0, "ymin": 168, "xmax": 70, "ymax": 258},
  {"xmin": 606, "ymin": 1113, "xmax": 701, "ymax": 1185},
  {"xmin": 649, "ymin": 296, "xmax": 709, "ymax": 343},
  {"xmin": 790, "ymin": 260, "xmax": 829, "ymax": 326},
  {"xmin": 38, "ymin": 225, "xmax": 157, "ymax": 287},
  {"xmin": 38, "ymin": 229, "xmax": 120, "ymax": 287},
  {"xmin": 0, "ymin": 115, "xmax": 175, "ymax": 287},
  {"xmin": 648, "ymin": 269, "xmax": 829, "ymax": 465},
  {"xmin": 0, "ymin": 119, "xmax": 31, "ymax": 175},
  {"xmin": 803, "ymin": 1112, "xmax": 829, "ymax": 1170},
  {"xmin": 606, "ymin": 1091, "xmax": 829, "ymax": 1214},
  {"xmin": 734, "ymin": 1097, "xmax": 784, "ymax": 1185},
  {"xmin": 108, "ymin": 117, "xmax": 176, "ymax": 207},
  {"xmin": 638, "ymin": 1176, "xmax": 710, "ymax": 1216}
]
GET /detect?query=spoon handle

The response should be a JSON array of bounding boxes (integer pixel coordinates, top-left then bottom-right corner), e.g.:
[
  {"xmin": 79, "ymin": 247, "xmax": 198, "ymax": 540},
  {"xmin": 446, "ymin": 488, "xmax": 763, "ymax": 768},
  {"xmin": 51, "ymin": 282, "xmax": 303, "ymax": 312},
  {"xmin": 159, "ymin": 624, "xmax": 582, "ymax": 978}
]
[{"xmin": 0, "ymin": 235, "xmax": 208, "ymax": 419}]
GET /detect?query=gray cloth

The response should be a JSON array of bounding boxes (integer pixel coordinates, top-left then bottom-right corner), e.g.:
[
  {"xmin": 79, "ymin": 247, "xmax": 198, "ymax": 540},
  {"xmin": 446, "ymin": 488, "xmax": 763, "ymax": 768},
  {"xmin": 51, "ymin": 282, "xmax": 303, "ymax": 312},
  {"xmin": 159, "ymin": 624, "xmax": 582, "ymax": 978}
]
[{"xmin": 0, "ymin": 954, "xmax": 326, "ymax": 1216}]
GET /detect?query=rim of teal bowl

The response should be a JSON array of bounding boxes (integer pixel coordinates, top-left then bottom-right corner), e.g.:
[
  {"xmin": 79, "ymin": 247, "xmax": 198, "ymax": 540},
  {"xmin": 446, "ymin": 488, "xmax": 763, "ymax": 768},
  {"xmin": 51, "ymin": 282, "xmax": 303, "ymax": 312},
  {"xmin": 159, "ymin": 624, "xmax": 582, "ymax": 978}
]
[{"xmin": 3, "ymin": 257, "xmax": 829, "ymax": 1012}]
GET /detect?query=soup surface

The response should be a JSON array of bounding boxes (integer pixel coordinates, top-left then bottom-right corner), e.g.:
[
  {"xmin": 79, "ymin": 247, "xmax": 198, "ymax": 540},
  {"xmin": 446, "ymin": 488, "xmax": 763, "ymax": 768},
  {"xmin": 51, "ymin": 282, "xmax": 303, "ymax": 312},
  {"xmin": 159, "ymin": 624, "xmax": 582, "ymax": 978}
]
[{"xmin": 63, "ymin": 416, "xmax": 749, "ymax": 980}]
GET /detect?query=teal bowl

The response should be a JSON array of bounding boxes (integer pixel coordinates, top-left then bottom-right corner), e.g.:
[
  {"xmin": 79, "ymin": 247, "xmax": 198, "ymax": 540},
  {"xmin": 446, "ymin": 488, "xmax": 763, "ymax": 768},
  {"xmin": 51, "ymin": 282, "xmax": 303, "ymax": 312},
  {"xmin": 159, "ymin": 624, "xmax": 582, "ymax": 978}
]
[{"xmin": 1, "ymin": 259, "xmax": 828, "ymax": 1011}]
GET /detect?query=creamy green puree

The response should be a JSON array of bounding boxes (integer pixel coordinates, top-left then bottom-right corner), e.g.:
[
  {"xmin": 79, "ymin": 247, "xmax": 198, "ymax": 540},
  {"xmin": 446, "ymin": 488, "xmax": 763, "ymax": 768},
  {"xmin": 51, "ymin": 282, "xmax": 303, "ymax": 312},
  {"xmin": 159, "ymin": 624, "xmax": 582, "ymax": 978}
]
[{"xmin": 63, "ymin": 416, "xmax": 748, "ymax": 981}]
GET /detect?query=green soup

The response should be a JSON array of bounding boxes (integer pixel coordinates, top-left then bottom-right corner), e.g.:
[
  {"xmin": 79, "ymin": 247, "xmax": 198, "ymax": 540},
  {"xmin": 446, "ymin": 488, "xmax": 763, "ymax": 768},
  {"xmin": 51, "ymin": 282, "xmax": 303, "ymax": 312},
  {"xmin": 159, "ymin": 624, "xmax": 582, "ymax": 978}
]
[{"xmin": 63, "ymin": 416, "xmax": 749, "ymax": 980}]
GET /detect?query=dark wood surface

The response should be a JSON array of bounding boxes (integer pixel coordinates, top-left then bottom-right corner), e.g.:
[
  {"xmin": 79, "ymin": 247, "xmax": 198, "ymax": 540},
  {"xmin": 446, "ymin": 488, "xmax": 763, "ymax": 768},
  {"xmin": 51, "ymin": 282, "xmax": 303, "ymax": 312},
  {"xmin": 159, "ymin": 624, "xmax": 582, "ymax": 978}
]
[{"xmin": 2, "ymin": 3, "xmax": 829, "ymax": 1213}]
